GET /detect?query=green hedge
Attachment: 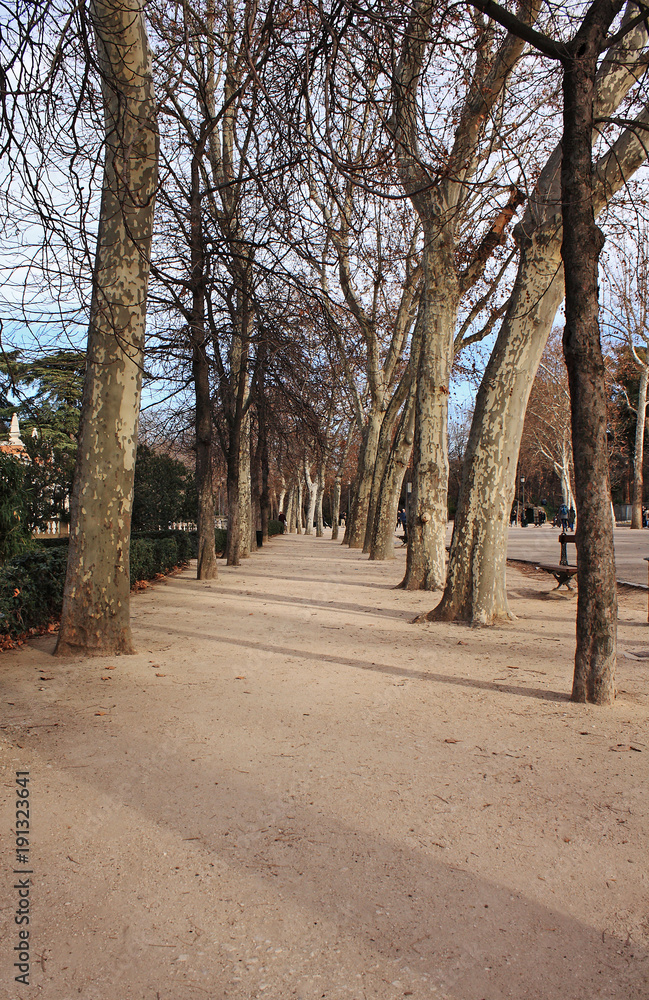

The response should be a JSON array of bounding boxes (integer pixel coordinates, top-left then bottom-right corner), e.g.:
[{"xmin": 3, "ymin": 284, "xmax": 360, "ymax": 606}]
[
  {"xmin": 215, "ymin": 527, "xmax": 227, "ymax": 554},
  {"xmin": 268, "ymin": 519, "xmax": 284, "ymax": 536},
  {"xmin": 0, "ymin": 547, "xmax": 68, "ymax": 639},
  {"xmin": 1, "ymin": 531, "xmax": 196, "ymax": 641}
]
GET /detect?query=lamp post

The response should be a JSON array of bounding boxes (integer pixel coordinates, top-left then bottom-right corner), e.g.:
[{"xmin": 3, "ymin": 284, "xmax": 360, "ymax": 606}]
[{"xmin": 521, "ymin": 476, "xmax": 526, "ymax": 525}]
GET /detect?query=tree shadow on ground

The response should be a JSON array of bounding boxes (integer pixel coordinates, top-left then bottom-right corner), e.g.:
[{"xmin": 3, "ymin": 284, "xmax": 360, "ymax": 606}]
[{"xmin": 140, "ymin": 622, "xmax": 569, "ymax": 703}]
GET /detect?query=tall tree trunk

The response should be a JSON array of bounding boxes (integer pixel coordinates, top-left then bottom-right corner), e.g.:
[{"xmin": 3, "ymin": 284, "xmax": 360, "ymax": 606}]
[
  {"xmin": 296, "ymin": 476, "xmax": 303, "ymax": 533},
  {"xmin": 331, "ymin": 480, "xmax": 342, "ymax": 540},
  {"xmin": 193, "ymin": 340, "xmax": 217, "ymax": 579},
  {"xmin": 369, "ymin": 386, "xmax": 416, "ymax": 561},
  {"xmin": 304, "ymin": 461, "xmax": 318, "ymax": 536},
  {"xmin": 189, "ymin": 138, "xmax": 217, "ymax": 580},
  {"xmin": 401, "ymin": 259, "xmax": 457, "ymax": 590},
  {"xmin": 239, "ymin": 412, "xmax": 252, "ymax": 557},
  {"xmin": 363, "ymin": 364, "xmax": 416, "ymax": 553},
  {"xmin": 286, "ymin": 484, "xmax": 296, "ymax": 533},
  {"xmin": 56, "ymin": 0, "xmax": 158, "ymax": 656},
  {"xmin": 430, "ymin": 232, "xmax": 565, "ymax": 623},
  {"xmin": 562, "ymin": 12, "xmax": 620, "ymax": 705},
  {"xmin": 315, "ymin": 468, "xmax": 325, "ymax": 537},
  {"xmin": 347, "ymin": 408, "xmax": 383, "ymax": 548},
  {"xmin": 631, "ymin": 365, "xmax": 648, "ymax": 528}
]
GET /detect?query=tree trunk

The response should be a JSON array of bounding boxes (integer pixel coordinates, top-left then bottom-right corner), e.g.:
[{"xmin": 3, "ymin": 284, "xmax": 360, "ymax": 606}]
[
  {"xmin": 331, "ymin": 478, "xmax": 342, "ymax": 540},
  {"xmin": 369, "ymin": 386, "xmax": 416, "ymax": 561},
  {"xmin": 226, "ymin": 445, "xmax": 241, "ymax": 564},
  {"xmin": 55, "ymin": 0, "xmax": 158, "ymax": 656},
  {"xmin": 315, "ymin": 468, "xmax": 325, "ymax": 537},
  {"xmin": 304, "ymin": 461, "xmax": 318, "ymax": 536},
  {"xmin": 239, "ymin": 412, "xmax": 252, "ymax": 557},
  {"xmin": 363, "ymin": 363, "xmax": 416, "ymax": 553},
  {"xmin": 347, "ymin": 408, "xmax": 383, "ymax": 548},
  {"xmin": 562, "ymin": 20, "xmax": 619, "ymax": 706},
  {"xmin": 631, "ymin": 365, "xmax": 648, "ymax": 528},
  {"xmin": 193, "ymin": 339, "xmax": 217, "ymax": 579},
  {"xmin": 286, "ymin": 484, "xmax": 296, "ymax": 533},
  {"xmin": 429, "ymin": 8, "xmax": 649, "ymax": 625},
  {"xmin": 296, "ymin": 476, "xmax": 303, "ymax": 533},
  {"xmin": 401, "ymin": 259, "xmax": 457, "ymax": 590},
  {"xmin": 430, "ymin": 229, "xmax": 564, "ymax": 623}
]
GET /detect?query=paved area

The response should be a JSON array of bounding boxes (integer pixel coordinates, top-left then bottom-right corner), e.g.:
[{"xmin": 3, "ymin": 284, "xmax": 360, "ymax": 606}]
[{"xmin": 505, "ymin": 524, "xmax": 649, "ymax": 587}]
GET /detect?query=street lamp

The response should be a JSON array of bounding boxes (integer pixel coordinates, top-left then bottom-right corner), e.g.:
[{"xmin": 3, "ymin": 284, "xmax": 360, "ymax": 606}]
[{"xmin": 521, "ymin": 476, "xmax": 526, "ymax": 525}]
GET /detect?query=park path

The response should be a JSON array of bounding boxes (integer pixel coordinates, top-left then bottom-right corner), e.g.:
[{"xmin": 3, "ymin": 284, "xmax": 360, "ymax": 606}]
[{"xmin": 0, "ymin": 532, "xmax": 648, "ymax": 1000}]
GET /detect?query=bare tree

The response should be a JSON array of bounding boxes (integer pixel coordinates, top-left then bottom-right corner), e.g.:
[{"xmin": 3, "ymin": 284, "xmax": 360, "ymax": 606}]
[
  {"xmin": 56, "ymin": 0, "xmax": 158, "ymax": 655},
  {"xmin": 390, "ymin": 0, "xmax": 537, "ymax": 590}
]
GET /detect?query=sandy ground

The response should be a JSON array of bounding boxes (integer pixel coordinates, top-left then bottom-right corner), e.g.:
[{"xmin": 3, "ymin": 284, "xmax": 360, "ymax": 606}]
[{"xmin": 0, "ymin": 530, "xmax": 648, "ymax": 1000}]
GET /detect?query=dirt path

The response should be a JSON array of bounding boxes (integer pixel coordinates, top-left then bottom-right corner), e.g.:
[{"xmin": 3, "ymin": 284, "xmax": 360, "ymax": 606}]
[{"xmin": 1, "ymin": 531, "xmax": 648, "ymax": 1000}]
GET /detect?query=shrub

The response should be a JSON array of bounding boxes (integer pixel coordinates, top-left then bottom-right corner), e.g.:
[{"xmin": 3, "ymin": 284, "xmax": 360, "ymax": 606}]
[
  {"xmin": 215, "ymin": 527, "xmax": 227, "ymax": 553},
  {"xmin": 0, "ymin": 547, "xmax": 68, "ymax": 638},
  {"xmin": 1, "ymin": 530, "xmax": 196, "ymax": 641},
  {"xmin": 268, "ymin": 519, "xmax": 284, "ymax": 536}
]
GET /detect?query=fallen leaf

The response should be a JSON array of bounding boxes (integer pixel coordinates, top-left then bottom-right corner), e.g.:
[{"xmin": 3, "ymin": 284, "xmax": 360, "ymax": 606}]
[
  {"xmin": 39, "ymin": 676, "xmax": 54, "ymax": 681},
  {"xmin": 444, "ymin": 738, "xmax": 460, "ymax": 744},
  {"xmin": 106, "ymin": 666, "xmax": 116, "ymax": 670},
  {"xmin": 155, "ymin": 673, "xmax": 166, "ymax": 677},
  {"xmin": 235, "ymin": 676, "xmax": 246, "ymax": 680},
  {"xmin": 100, "ymin": 677, "xmax": 112, "ymax": 681},
  {"xmin": 94, "ymin": 711, "xmax": 107, "ymax": 716},
  {"xmin": 506, "ymin": 665, "xmax": 519, "ymax": 670}
]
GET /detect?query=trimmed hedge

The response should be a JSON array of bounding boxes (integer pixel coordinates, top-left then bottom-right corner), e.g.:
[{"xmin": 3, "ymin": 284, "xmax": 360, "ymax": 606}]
[
  {"xmin": 1, "ymin": 531, "xmax": 196, "ymax": 640},
  {"xmin": 268, "ymin": 519, "xmax": 284, "ymax": 536},
  {"xmin": 0, "ymin": 547, "xmax": 69, "ymax": 639}
]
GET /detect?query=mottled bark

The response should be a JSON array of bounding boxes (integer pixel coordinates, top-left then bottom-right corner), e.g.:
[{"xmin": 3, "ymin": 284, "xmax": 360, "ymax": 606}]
[
  {"xmin": 369, "ymin": 385, "xmax": 416, "ymax": 561},
  {"xmin": 363, "ymin": 363, "xmax": 416, "ymax": 554},
  {"xmin": 347, "ymin": 408, "xmax": 383, "ymax": 548},
  {"xmin": 432, "ymin": 5, "xmax": 649, "ymax": 626},
  {"xmin": 315, "ymin": 467, "xmax": 325, "ymax": 537},
  {"xmin": 431, "ymin": 229, "xmax": 564, "ymax": 623},
  {"xmin": 392, "ymin": 2, "xmax": 538, "ymax": 591},
  {"xmin": 401, "ymin": 254, "xmax": 457, "ymax": 590},
  {"xmin": 56, "ymin": 0, "xmax": 158, "ymax": 656},
  {"xmin": 239, "ymin": 413, "xmax": 252, "ymax": 557},
  {"xmin": 286, "ymin": 484, "xmax": 296, "ymax": 533},
  {"xmin": 296, "ymin": 476, "xmax": 304, "ymax": 534},
  {"xmin": 304, "ymin": 461, "xmax": 318, "ymax": 536}
]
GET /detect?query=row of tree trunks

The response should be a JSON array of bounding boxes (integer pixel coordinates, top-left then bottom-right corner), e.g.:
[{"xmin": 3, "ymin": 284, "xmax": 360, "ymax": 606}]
[
  {"xmin": 432, "ymin": 4, "xmax": 649, "ymax": 630},
  {"xmin": 331, "ymin": 426, "xmax": 354, "ymax": 541},
  {"xmin": 391, "ymin": 1, "xmax": 539, "ymax": 591}
]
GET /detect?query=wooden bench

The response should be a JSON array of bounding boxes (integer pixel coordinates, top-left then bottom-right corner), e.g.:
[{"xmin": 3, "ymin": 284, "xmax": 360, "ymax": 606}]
[{"xmin": 536, "ymin": 533, "xmax": 578, "ymax": 589}]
